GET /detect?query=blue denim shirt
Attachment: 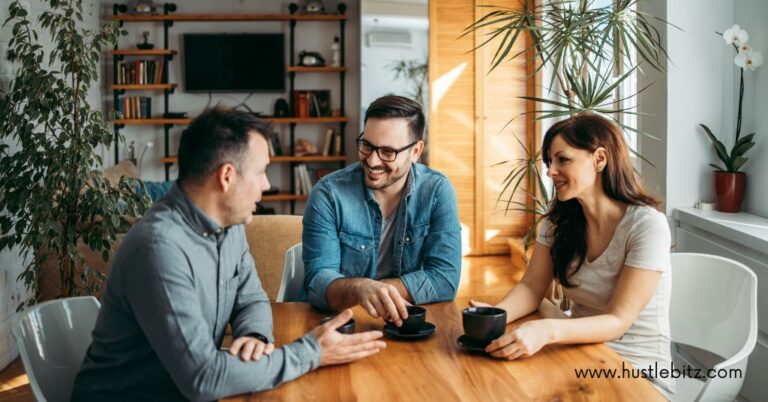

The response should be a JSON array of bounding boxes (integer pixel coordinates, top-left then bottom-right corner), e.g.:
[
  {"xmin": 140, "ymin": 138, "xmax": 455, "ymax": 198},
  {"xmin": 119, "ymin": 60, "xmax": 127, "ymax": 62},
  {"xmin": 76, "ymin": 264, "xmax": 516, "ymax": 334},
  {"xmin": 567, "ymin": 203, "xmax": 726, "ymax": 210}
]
[{"xmin": 303, "ymin": 162, "xmax": 462, "ymax": 310}]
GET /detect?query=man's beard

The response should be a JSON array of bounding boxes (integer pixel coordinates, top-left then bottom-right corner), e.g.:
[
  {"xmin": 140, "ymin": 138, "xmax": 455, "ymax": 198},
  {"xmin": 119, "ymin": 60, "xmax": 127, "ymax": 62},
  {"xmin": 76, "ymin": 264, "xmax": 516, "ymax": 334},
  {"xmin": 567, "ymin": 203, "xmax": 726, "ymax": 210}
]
[{"xmin": 363, "ymin": 160, "xmax": 408, "ymax": 190}]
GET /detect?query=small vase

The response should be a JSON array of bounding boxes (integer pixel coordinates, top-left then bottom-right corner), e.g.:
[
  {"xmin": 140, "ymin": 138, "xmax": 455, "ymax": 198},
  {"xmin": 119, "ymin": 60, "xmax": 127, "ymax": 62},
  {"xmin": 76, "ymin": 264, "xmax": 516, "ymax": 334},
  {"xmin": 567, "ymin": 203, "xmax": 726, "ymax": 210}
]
[{"xmin": 714, "ymin": 171, "xmax": 746, "ymax": 212}]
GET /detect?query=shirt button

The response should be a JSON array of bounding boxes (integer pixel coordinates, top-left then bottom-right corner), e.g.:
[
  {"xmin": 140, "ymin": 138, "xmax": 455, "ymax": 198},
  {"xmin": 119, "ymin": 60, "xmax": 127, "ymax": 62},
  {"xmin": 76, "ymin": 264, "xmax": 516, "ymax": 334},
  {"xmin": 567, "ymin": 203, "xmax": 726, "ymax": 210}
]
[
  {"xmin": 361, "ymin": 245, "xmax": 366, "ymax": 250},
  {"xmin": 219, "ymin": 280, "xmax": 224, "ymax": 286},
  {"xmin": 405, "ymin": 237, "xmax": 411, "ymax": 242}
]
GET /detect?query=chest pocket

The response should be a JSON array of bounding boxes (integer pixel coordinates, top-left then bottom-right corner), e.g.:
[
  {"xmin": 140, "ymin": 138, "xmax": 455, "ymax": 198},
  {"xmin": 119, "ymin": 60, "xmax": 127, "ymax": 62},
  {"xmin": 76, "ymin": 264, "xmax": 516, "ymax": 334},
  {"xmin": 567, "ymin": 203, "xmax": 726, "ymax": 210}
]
[
  {"xmin": 402, "ymin": 223, "xmax": 430, "ymax": 272},
  {"xmin": 339, "ymin": 231, "xmax": 373, "ymax": 276}
]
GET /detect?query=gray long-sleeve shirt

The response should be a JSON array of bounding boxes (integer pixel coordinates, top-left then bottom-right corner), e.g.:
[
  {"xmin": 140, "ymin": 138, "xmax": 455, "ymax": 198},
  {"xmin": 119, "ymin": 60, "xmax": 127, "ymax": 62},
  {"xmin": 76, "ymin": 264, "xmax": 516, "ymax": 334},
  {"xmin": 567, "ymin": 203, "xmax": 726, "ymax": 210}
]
[{"xmin": 72, "ymin": 183, "xmax": 321, "ymax": 402}]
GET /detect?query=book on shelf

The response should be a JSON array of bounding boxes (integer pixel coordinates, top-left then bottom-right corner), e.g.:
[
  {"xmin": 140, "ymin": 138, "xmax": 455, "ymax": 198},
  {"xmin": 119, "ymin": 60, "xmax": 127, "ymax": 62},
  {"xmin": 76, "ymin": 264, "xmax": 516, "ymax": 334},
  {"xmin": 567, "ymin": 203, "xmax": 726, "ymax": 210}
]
[
  {"xmin": 269, "ymin": 134, "xmax": 283, "ymax": 156},
  {"xmin": 322, "ymin": 127, "xmax": 334, "ymax": 156},
  {"xmin": 334, "ymin": 131, "xmax": 342, "ymax": 155},
  {"xmin": 293, "ymin": 90, "xmax": 331, "ymax": 118},
  {"xmin": 293, "ymin": 164, "xmax": 318, "ymax": 195}
]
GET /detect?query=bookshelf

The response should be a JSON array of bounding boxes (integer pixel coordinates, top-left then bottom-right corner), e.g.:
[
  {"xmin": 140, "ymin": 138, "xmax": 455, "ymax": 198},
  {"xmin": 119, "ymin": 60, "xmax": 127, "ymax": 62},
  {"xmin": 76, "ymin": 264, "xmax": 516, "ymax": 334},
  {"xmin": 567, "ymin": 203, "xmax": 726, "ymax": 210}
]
[{"xmin": 110, "ymin": 3, "xmax": 349, "ymax": 213}]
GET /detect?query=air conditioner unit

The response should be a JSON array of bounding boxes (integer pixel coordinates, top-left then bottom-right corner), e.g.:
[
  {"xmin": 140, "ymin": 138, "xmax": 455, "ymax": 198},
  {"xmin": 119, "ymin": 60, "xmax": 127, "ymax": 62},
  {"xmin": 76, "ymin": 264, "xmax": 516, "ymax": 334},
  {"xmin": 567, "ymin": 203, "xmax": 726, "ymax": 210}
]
[{"xmin": 366, "ymin": 30, "xmax": 413, "ymax": 48}]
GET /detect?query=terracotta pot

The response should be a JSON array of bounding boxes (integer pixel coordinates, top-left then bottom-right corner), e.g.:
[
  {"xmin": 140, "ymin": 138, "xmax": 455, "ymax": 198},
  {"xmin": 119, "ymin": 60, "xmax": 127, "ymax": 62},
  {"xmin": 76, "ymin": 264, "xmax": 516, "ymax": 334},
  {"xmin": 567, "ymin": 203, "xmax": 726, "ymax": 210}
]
[{"xmin": 714, "ymin": 171, "xmax": 746, "ymax": 213}]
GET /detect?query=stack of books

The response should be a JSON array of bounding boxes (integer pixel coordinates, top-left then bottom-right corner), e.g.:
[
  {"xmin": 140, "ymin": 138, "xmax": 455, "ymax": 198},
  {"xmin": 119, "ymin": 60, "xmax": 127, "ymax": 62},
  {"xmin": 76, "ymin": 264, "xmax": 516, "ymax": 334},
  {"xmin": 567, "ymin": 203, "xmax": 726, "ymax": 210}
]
[
  {"xmin": 321, "ymin": 127, "xmax": 343, "ymax": 156},
  {"xmin": 293, "ymin": 164, "xmax": 315, "ymax": 195},
  {"xmin": 117, "ymin": 60, "xmax": 165, "ymax": 85},
  {"xmin": 116, "ymin": 96, "xmax": 152, "ymax": 119}
]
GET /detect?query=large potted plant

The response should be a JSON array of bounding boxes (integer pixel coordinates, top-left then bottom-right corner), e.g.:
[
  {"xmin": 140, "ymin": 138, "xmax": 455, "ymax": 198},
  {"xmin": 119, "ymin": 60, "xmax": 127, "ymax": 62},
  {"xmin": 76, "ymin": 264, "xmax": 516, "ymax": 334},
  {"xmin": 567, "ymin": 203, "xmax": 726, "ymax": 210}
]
[
  {"xmin": 700, "ymin": 24, "xmax": 762, "ymax": 213},
  {"xmin": 0, "ymin": 0, "xmax": 149, "ymax": 310},
  {"xmin": 464, "ymin": 0, "xmax": 670, "ymax": 257}
]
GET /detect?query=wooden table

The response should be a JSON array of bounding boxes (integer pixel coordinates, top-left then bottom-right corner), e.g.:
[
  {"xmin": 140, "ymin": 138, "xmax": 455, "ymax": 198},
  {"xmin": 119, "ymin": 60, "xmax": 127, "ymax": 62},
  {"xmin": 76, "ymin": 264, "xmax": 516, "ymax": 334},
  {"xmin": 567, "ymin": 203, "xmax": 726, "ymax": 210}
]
[{"xmin": 224, "ymin": 297, "xmax": 663, "ymax": 401}]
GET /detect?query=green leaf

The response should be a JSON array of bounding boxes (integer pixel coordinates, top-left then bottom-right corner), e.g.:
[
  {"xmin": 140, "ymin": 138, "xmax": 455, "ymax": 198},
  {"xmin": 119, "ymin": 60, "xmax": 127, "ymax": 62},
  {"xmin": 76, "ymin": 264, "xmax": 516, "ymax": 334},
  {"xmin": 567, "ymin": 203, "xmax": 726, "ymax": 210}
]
[{"xmin": 699, "ymin": 124, "xmax": 732, "ymax": 168}]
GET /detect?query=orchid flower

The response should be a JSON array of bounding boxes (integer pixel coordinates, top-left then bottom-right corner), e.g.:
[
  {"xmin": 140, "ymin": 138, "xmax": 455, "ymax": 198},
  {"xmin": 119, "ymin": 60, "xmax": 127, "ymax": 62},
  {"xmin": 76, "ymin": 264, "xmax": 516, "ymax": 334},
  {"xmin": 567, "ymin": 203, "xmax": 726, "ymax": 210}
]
[
  {"xmin": 723, "ymin": 24, "xmax": 749, "ymax": 45},
  {"xmin": 739, "ymin": 43, "xmax": 752, "ymax": 54},
  {"xmin": 735, "ymin": 50, "xmax": 764, "ymax": 71}
]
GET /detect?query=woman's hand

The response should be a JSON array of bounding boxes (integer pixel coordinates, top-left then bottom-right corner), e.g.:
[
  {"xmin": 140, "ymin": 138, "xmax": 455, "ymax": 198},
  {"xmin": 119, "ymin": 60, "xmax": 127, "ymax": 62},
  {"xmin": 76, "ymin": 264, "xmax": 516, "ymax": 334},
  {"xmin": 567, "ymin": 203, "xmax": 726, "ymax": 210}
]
[
  {"xmin": 485, "ymin": 319, "xmax": 554, "ymax": 360},
  {"xmin": 468, "ymin": 299, "xmax": 493, "ymax": 308}
]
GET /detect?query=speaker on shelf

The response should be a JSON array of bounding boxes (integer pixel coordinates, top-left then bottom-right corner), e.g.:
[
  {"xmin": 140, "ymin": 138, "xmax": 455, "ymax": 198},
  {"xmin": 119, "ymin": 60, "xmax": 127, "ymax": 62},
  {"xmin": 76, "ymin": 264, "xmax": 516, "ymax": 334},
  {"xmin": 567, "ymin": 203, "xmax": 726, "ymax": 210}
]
[{"xmin": 274, "ymin": 98, "xmax": 289, "ymax": 117}]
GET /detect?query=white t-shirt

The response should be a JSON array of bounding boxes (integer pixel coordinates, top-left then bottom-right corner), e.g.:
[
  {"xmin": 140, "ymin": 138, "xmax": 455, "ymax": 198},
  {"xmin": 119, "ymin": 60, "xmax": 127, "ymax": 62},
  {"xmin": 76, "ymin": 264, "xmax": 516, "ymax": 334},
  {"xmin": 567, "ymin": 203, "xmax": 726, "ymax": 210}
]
[{"xmin": 537, "ymin": 204, "xmax": 674, "ymax": 399}]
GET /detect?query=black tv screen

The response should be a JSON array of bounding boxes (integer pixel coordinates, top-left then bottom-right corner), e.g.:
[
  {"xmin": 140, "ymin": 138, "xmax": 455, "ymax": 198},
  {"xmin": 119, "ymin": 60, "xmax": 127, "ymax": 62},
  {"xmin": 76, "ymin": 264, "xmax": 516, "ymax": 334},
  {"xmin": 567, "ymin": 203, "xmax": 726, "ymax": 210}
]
[{"xmin": 183, "ymin": 33, "xmax": 285, "ymax": 92}]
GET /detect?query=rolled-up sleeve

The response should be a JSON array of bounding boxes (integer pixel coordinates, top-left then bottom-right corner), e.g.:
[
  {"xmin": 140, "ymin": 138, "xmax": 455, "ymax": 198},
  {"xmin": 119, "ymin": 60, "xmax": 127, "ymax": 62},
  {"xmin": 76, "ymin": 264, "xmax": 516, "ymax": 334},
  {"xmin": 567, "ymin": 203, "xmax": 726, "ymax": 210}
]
[
  {"xmin": 302, "ymin": 181, "xmax": 345, "ymax": 311},
  {"xmin": 127, "ymin": 239, "xmax": 321, "ymax": 401},
  {"xmin": 399, "ymin": 178, "xmax": 462, "ymax": 304}
]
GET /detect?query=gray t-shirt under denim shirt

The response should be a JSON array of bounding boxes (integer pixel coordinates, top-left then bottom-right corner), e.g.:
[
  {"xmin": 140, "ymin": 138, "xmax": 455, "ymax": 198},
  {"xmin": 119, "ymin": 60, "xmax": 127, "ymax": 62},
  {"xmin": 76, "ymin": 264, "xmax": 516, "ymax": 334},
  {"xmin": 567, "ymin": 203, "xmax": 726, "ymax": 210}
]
[
  {"xmin": 375, "ymin": 205, "xmax": 400, "ymax": 280},
  {"xmin": 72, "ymin": 183, "xmax": 321, "ymax": 402}
]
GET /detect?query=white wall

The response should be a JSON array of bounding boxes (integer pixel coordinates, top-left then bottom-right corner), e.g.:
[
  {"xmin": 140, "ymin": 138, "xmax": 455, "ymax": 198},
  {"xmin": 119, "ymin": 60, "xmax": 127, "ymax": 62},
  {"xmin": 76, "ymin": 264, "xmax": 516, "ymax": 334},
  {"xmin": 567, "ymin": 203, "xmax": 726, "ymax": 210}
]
[
  {"xmin": 112, "ymin": 0, "xmax": 361, "ymax": 215},
  {"xmin": 0, "ymin": 0, "xmax": 102, "ymax": 370},
  {"xmin": 360, "ymin": 22, "xmax": 428, "ymax": 118},
  {"xmin": 636, "ymin": 0, "xmax": 667, "ymax": 209},
  {"xmin": 664, "ymin": 0, "xmax": 735, "ymax": 215},
  {"xmin": 734, "ymin": 0, "xmax": 768, "ymax": 217}
]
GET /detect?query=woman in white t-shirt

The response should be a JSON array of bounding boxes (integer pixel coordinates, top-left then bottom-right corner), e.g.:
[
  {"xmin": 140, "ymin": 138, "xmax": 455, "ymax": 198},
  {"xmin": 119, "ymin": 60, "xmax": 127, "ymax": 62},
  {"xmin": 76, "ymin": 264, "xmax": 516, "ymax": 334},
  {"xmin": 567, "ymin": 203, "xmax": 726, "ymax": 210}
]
[{"xmin": 472, "ymin": 113, "xmax": 674, "ymax": 398}]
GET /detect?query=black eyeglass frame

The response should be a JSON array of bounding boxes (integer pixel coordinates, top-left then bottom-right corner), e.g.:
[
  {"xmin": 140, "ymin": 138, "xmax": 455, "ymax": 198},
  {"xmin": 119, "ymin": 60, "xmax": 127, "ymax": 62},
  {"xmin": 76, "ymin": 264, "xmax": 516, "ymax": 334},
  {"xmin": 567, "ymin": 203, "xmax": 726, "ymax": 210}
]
[{"xmin": 356, "ymin": 132, "xmax": 419, "ymax": 162}]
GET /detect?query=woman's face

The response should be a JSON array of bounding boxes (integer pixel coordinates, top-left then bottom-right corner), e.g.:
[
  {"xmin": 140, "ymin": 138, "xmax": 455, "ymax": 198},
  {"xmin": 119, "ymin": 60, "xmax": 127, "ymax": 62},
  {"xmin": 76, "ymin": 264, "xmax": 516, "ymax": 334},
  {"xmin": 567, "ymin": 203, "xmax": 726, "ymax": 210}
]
[{"xmin": 546, "ymin": 135, "xmax": 606, "ymax": 202}]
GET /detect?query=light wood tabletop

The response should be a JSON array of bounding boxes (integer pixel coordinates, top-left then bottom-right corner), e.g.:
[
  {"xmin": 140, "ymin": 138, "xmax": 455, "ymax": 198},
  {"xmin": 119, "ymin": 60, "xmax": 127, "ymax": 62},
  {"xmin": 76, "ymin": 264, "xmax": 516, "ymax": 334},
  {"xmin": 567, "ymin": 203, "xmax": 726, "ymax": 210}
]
[{"xmin": 223, "ymin": 296, "xmax": 664, "ymax": 401}]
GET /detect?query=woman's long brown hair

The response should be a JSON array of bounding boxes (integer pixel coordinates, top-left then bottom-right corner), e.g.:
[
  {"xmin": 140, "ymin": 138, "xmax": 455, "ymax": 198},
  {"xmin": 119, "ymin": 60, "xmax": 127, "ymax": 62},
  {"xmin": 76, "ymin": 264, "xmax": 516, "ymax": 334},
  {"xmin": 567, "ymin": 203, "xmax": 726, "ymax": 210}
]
[{"xmin": 541, "ymin": 113, "xmax": 659, "ymax": 287}]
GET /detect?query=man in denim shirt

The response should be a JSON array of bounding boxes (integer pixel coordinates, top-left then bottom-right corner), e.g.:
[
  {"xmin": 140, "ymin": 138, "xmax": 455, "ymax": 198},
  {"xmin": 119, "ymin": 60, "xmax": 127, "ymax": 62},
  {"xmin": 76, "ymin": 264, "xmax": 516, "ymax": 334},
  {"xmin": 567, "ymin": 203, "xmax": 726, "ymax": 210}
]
[{"xmin": 303, "ymin": 96, "xmax": 461, "ymax": 327}]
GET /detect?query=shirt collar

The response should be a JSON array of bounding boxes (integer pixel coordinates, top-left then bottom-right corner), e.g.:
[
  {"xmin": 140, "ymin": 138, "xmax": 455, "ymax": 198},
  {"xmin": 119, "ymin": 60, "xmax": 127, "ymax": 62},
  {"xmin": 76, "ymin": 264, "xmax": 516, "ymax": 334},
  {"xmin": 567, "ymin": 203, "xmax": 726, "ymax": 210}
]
[{"xmin": 166, "ymin": 182, "xmax": 225, "ymax": 239}]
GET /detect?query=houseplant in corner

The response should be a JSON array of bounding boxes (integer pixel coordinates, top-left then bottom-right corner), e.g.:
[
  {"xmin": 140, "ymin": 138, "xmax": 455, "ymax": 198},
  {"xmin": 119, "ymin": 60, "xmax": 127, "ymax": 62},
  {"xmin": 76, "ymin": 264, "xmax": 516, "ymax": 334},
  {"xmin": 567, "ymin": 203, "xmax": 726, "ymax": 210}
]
[
  {"xmin": 0, "ymin": 0, "xmax": 149, "ymax": 310},
  {"xmin": 700, "ymin": 24, "xmax": 762, "ymax": 213},
  {"xmin": 463, "ymin": 0, "xmax": 670, "ymax": 257}
]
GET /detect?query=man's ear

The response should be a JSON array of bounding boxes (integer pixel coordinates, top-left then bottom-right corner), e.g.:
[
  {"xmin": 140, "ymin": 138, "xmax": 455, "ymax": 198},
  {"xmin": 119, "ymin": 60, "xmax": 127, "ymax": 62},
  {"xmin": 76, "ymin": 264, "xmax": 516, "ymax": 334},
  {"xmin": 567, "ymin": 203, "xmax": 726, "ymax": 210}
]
[
  {"xmin": 216, "ymin": 163, "xmax": 237, "ymax": 192},
  {"xmin": 594, "ymin": 147, "xmax": 608, "ymax": 172},
  {"xmin": 410, "ymin": 140, "xmax": 425, "ymax": 163}
]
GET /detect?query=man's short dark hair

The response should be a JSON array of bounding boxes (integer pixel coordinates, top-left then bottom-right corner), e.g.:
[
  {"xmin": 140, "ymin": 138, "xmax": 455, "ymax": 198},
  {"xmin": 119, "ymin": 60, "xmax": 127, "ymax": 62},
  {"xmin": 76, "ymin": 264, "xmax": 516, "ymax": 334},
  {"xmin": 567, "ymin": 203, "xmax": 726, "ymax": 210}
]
[
  {"xmin": 177, "ymin": 107, "xmax": 274, "ymax": 186},
  {"xmin": 364, "ymin": 95, "xmax": 425, "ymax": 142}
]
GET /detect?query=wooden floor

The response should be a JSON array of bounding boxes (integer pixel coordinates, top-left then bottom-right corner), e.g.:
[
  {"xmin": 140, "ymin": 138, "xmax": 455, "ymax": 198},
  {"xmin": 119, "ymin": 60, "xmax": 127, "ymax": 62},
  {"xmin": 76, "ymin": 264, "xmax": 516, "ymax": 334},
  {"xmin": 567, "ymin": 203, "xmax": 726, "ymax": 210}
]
[{"xmin": 0, "ymin": 255, "xmax": 524, "ymax": 401}]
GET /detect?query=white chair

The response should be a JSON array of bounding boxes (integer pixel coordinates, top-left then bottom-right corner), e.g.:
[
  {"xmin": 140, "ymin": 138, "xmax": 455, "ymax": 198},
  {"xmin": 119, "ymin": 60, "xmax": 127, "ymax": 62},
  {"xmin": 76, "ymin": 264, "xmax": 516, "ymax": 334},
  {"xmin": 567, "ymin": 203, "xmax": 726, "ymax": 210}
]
[
  {"xmin": 670, "ymin": 253, "xmax": 758, "ymax": 402},
  {"xmin": 276, "ymin": 242, "xmax": 305, "ymax": 302},
  {"xmin": 12, "ymin": 296, "xmax": 100, "ymax": 402}
]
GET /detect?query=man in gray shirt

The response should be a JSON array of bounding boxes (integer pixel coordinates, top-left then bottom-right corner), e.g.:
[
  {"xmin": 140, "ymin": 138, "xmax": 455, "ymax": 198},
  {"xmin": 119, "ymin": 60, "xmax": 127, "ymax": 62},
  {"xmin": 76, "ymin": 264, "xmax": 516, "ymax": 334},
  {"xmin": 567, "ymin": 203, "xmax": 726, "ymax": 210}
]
[{"xmin": 72, "ymin": 107, "xmax": 385, "ymax": 401}]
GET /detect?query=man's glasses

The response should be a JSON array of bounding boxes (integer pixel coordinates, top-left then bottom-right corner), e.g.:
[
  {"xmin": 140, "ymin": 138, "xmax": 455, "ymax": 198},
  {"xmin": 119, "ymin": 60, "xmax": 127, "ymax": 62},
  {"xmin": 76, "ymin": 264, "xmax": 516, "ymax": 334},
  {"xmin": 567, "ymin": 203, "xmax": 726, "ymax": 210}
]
[{"xmin": 356, "ymin": 133, "xmax": 418, "ymax": 162}]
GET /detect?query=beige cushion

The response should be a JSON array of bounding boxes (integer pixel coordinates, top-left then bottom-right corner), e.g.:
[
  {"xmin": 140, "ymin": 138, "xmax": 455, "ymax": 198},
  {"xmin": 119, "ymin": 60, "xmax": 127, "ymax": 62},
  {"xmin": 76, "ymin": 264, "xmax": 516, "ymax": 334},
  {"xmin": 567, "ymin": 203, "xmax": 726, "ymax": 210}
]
[
  {"xmin": 103, "ymin": 160, "xmax": 139, "ymax": 186},
  {"xmin": 244, "ymin": 215, "xmax": 303, "ymax": 301}
]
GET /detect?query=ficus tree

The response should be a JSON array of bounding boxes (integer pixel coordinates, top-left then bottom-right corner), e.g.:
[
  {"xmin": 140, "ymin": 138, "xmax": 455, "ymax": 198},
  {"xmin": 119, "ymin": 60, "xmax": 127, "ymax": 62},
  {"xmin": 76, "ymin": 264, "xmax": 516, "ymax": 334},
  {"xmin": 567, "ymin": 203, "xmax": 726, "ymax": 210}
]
[{"xmin": 0, "ymin": 0, "xmax": 149, "ymax": 310}]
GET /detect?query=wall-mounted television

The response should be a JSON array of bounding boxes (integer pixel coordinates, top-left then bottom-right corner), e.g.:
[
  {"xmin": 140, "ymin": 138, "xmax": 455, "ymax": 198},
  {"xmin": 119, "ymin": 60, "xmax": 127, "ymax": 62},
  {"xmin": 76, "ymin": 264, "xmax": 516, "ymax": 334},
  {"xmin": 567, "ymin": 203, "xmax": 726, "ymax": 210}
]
[{"xmin": 183, "ymin": 33, "xmax": 285, "ymax": 92}]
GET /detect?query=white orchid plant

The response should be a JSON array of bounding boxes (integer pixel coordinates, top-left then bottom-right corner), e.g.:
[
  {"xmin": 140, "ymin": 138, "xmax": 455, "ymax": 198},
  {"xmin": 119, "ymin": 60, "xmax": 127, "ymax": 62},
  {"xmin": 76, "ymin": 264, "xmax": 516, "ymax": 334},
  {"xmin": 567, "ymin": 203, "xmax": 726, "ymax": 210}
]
[{"xmin": 701, "ymin": 24, "xmax": 762, "ymax": 173}]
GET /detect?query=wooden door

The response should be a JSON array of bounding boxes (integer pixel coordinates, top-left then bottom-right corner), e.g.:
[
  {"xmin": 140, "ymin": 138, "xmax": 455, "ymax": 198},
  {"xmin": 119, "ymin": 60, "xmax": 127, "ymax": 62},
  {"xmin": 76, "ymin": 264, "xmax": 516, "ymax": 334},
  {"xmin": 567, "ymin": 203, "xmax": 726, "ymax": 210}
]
[{"xmin": 429, "ymin": 0, "xmax": 536, "ymax": 255}]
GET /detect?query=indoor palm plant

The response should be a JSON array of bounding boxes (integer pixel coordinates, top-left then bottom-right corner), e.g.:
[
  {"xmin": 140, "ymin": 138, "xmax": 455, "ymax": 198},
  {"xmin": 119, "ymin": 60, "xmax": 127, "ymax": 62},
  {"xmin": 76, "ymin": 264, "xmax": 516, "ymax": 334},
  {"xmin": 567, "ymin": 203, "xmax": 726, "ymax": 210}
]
[
  {"xmin": 700, "ymin": 24, "xmax": 762, "ymax": 213},
  {"xmin": 464, "ymin": 0, "xmax": 669, "ymax": 258},
  {"xmin": 0, "ymin": 0, "xmax": 149, "ymax": 310},
  {"xmin": 389, "ymin": 57, "xmax": 429, "ymax": 107}
]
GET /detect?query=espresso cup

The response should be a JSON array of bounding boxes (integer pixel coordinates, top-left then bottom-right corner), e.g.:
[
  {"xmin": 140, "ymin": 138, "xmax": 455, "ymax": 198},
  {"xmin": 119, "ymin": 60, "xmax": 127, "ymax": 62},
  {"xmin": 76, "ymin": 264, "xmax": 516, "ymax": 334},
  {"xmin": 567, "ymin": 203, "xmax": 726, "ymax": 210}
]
[
  {"xmin": 321, "ymin": 316, "xmax": 356, "ymax": 334},
  {"xmin": 462, "ymin": 307, "xmax": 506, "ymax": 345},
  {"xmin": 400, "ymin": 305, "xmax": 426, "ymax": 333}
]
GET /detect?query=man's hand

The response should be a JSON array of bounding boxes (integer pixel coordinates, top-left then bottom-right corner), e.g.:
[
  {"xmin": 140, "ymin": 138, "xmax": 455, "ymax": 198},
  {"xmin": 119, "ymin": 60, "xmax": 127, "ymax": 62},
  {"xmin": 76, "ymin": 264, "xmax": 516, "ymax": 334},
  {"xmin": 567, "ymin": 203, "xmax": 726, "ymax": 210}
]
[
  {"xmin": 311, "ymin": 309, "xmax": 386, "ymax": 366},
  {"xmin": 228, "ymin": 336, "xmax": 275, "ymax": 362},
  {"xmin": 355, "ymin": 279, "xmax": 410, "ymax": 326}
]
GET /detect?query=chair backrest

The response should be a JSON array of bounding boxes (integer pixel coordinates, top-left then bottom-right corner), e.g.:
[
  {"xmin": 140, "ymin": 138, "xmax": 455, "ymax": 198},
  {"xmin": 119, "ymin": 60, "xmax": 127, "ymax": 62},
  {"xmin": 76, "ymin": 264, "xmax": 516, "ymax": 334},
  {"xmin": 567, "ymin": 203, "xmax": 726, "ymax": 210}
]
[
  {"xmin": 670, "ymin": 253, "xmax": 758, "ymax": 401},
  {"xmin": 12, "ymin": 296, "xmax": 101, "ymax": 402},
  {"xmin": 276, "ymin": 242, "xmax": 305, "ymax": 302},
  {"xmin": 670, "ymin": 253, "xmax": 758, "ymax": 360},
  {"xmin": 245, "ymin": 215, "xmax": 303, "ymax": 300}
]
